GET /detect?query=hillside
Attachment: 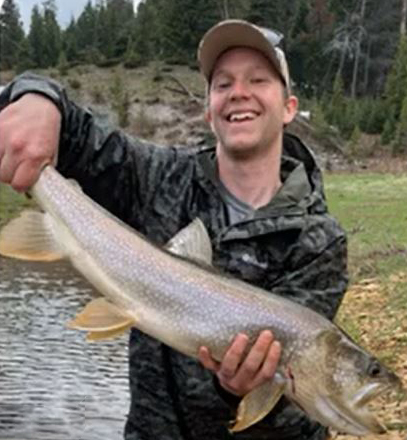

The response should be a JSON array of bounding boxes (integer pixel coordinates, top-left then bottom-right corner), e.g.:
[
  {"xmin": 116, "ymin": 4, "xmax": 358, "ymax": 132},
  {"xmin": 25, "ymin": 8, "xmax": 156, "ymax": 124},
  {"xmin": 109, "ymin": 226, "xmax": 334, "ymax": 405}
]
[{"xmin": 1, "ymin": 63, "xmax": 349, "ymax": 169}]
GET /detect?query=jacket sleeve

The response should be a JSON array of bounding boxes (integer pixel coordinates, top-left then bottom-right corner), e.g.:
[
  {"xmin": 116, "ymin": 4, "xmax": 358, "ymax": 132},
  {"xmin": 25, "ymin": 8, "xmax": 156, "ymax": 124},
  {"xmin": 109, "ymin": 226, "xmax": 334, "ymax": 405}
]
[
  {"xmin": 0, "ymin": 71, "xmax": 178, "ymax": 228},
  {"xmin": 273, "ymin": 217, "xmax": 348, "ymax": 320}
]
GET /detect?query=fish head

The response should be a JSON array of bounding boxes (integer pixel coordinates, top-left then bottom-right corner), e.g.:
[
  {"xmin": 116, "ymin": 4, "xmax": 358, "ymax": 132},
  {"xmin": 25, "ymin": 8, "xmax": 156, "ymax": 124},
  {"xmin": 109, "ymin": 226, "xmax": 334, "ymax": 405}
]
[{"xmin": 288, "ymin": 328, "xmax": 402, "ymax": 436}]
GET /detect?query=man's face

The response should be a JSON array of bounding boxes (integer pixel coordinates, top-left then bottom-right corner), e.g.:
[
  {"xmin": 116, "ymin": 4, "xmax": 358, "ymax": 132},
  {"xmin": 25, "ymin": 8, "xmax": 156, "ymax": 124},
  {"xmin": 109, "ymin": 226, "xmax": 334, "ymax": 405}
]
[{"xmin": 205, "ymin": 47, "xmax": 297, "ymax": 158}]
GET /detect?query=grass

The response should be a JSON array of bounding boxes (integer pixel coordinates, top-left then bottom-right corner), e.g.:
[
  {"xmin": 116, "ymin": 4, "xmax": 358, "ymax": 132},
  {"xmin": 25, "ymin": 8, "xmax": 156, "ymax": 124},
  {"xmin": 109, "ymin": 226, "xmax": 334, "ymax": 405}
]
[
  {"xmin": 325, "ymin": 172, "xmax": 407, "ymax": 280},
  {"xmin": 325, "ymin": 172, "xmax": 407, "ymax": 439},
  {"xmin": 0, "ymin": 183, "xmax": 33, "ymax": 227}
]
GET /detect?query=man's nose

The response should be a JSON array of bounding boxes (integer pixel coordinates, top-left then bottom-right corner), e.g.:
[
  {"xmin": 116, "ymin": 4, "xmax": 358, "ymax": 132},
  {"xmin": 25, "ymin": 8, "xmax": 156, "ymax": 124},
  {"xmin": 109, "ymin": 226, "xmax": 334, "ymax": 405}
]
[{"xmin": 230, "ymin": 80, "xmax": 250, "ymax": 99}]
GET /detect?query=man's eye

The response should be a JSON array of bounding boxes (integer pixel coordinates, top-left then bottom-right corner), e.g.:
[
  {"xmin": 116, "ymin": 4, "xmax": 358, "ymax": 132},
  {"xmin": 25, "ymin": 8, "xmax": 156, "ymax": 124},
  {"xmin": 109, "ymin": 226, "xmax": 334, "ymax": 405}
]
[
  {"xmin": 216, "ymin": 81, "xmax": 231, "ymax": 89},
  {"xmin": 252, "ymin": 77, "xmax": 267, "ymax": 84}
]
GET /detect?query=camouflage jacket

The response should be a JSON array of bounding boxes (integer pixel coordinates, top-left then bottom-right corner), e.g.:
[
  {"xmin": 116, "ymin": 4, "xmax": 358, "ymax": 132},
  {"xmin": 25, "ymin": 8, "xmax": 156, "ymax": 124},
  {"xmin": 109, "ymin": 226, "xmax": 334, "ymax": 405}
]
[{"xmin": 1, "ymin": 73, "xmax": 348, "ymax": 440}]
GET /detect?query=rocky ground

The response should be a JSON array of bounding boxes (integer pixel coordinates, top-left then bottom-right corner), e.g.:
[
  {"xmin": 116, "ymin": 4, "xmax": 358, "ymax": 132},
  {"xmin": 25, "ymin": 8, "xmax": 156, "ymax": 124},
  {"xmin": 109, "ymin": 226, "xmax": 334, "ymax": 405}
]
[{"xmin": 334, "ymin": 274, "xmax": 407, "ymax": 440}]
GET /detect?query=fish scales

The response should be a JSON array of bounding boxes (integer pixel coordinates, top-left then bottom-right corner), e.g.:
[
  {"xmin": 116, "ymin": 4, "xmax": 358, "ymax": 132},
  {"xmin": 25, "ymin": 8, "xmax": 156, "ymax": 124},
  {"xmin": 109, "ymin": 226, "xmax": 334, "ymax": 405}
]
[{"xmin": 33, "ymin": 167, "xmax": 329, "ymax": 359}]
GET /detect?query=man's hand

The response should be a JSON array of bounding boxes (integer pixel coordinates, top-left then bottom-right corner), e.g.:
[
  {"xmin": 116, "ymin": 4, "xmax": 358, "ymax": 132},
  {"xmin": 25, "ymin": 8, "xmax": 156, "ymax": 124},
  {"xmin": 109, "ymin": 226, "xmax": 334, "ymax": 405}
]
[
  {"xmin": 198, "ymin": 330, "xmax": 281, "ymax": 396},
  {"xmin": 0, "ymin": 93, "xmax": 61, "ymax": 192}
]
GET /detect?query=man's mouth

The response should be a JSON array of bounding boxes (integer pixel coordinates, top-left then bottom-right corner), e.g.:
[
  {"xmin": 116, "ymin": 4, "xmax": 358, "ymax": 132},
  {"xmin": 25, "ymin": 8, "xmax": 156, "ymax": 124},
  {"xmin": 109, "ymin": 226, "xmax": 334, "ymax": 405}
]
[{"xmin": 226, "ymin": 111, "xmax": 259, "ymax": 122}]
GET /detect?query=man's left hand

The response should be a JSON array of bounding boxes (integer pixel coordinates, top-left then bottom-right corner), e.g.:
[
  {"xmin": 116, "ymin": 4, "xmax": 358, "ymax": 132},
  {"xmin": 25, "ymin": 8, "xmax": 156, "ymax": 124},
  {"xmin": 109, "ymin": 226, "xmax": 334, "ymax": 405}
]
[{"xmin": 198, "ymin": 330, "xmax": 281, "ymax": 397}]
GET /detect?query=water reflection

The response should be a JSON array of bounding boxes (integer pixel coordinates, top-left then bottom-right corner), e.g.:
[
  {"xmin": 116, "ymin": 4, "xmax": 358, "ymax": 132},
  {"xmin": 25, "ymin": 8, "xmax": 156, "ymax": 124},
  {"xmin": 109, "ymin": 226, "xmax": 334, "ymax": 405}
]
[{"xmin": 0, "ymin": 256, "xmax": 129, "ymax": 440}]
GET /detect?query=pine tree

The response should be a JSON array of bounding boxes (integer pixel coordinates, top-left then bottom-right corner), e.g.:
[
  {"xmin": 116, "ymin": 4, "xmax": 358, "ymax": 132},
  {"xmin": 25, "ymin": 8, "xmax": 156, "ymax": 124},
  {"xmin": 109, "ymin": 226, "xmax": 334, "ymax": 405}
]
[
  {"xmin": 28, "ymin": 5, "xmax": 46, "ymax": 68},
  {"xmin": 76, "ymin": 0, "xmax": 98, "ymax": 60},
  {"xmin": 62, "ymin": 18, "xmax": 79, "ymax": 62},
  {"xmin": 42, "ymin": 0, "xmax": 61, "ymax": 67},
  {"xmin": 393, "ymin": 94, "xmax": 407, "ymax": 154},
  {"xmin": 326, "ymin": 73, "xmax": 346, "ymax": 129},
  {"xmin": 384, "ymin": 35, "xmax": 407, "ymax": 119},
  {"xmin": 104, "ymin": 0, "xmax": 135, "ymax": 59},
  {"xmin": 0, "ymin": 0, "xmax": 25, "ymax": 70},
  {"xmin": 160, "ymin": 0, "xmax": 219, "ymax": 64}
]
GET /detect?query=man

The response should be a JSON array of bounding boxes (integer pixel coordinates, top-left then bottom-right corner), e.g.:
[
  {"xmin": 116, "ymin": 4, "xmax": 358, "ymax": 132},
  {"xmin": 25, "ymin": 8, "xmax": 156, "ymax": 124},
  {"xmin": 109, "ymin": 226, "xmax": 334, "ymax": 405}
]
[{"xmin": 0, "ymin": 19, "xmax": 347, "ymax": 440}]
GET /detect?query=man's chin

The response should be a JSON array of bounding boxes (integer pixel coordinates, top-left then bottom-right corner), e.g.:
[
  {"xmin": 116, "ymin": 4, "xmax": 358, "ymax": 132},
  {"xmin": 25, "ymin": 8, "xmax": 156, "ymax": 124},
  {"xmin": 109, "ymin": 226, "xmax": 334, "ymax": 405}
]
[{"xmin": 221, "ymin": 140, "xmax": 265, "ymax": 160}]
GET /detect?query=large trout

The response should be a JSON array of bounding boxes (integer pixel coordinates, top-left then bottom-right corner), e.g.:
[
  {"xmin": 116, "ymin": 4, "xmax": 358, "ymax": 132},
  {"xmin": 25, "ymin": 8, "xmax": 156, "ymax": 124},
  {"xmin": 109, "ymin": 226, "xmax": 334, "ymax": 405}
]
[{"xmin": 0, "ymin": 166, "xmax": 401, "ymax": 435}]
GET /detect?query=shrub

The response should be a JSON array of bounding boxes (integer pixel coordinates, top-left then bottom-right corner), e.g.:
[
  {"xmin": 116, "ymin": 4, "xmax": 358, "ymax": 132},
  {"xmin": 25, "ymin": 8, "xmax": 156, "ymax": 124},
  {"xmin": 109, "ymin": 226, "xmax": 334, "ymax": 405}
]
[
  {"xmin": 68, "ymin": 78, "xmax": 81, "ymax": 90},
  {"xmin": 132, "ymin": 105, "xmax": 158, "ymax": 138}
]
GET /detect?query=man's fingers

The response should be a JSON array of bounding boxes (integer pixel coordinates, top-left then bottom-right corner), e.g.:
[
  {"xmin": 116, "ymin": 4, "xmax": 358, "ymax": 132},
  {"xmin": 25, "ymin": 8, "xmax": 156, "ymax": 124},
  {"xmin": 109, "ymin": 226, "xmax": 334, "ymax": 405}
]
[
  {"xmin": 218, "ymin": 333, "xmax": 249, "ymax": 379},
  {"xmin": 247, "ymin": 340, "xmax": 282, "ymax": 390},
  {"xmin": 11, "ymin": 159, "xmax": 45, "ymax": 192},
  {"xmin": 0, "ymin": 150, "xmax": 18, "ymax": 185},
  {"xmin": 260, "ymin": 340, "xmax": 281, "ymax": 378},
  {"xmin": 239, "ymin": 330, "xmax": 274, "ymax": 375},
  {"xmin": 198, "ymin": 346, "xmax": 220, "ymax": 372},
  {"xmin": 218, "ymin": 331, "xmax": 281, "ymax": 396}
]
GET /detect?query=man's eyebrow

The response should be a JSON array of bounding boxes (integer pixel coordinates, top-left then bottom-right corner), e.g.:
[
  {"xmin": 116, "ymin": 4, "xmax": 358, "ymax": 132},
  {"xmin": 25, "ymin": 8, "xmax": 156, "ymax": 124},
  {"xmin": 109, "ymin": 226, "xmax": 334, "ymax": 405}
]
[{"xmin": 211, "ymin": 69, "xmax": 232, "ymax": 79}]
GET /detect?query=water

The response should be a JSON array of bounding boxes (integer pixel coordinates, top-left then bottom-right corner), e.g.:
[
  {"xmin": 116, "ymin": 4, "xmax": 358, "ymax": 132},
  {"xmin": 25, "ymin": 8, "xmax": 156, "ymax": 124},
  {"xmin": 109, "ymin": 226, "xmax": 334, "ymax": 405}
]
[{"xmin": 0, "ymin": 256, "xmax": 130, "ymax": 440}]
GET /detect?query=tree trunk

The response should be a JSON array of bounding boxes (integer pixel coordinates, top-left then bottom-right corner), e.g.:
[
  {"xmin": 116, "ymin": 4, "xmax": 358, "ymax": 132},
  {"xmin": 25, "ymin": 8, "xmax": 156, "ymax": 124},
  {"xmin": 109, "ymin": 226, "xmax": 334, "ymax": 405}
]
[
  {"xmin": 401, "ymin": 0, "xmax": 407, "ymax": 36},
  {"xmin": 362, "ymin": 37, "xmax": 372, "ymax": 95},
  {"xmin": 222, "ymin": 0, "xmax": 229, "ymax": 19},
  {"xmin": 351, "ymin": 0, "xmax": 367, "ymax": 99}
]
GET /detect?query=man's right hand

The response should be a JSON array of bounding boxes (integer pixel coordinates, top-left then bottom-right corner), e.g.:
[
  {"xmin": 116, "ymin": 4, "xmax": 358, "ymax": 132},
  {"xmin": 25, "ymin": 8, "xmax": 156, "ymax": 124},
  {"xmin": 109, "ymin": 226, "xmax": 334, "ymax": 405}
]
[{"xmin": 0, "ymin": 93, "xmax": 62, "ymax": 192}]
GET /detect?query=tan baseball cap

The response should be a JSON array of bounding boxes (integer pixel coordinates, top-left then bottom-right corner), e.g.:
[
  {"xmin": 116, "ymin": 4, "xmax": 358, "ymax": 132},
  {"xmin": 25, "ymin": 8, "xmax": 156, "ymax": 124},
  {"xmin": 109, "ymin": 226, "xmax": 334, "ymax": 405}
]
[{"xmin": 198, "ymin": 19, "xmax": 291, "ymax": 92}]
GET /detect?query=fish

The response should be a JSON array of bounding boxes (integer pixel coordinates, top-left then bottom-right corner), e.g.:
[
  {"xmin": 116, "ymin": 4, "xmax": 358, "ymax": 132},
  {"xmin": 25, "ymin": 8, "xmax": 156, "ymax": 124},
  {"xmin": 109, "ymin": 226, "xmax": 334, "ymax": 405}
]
[{"xmin": 0, "ymin": 165, "xmax": 402, "ymax": 436}]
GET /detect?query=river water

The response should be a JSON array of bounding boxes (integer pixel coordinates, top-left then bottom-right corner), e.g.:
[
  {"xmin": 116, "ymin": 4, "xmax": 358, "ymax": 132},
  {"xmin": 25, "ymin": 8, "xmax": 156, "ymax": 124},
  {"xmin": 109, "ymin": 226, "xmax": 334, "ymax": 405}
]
[{"xmin": 0, "ymin": 256, "xmax": 130, "ymax": 440}]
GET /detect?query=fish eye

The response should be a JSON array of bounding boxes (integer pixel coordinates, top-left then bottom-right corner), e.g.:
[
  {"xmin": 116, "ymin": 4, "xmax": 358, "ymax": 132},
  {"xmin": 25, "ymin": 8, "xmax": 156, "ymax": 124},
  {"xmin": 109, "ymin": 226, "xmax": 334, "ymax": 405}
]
[{"xmin": 367, "ymin": 360, "xmax": 382, "ymax": 378}]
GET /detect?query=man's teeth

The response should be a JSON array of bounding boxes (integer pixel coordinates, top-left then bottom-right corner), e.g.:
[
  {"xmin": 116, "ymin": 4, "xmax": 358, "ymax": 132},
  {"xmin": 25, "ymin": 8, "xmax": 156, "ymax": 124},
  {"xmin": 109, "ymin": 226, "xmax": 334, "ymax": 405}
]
[{"xmin": 228, "ymin": 112, "xmax": 257, "ymax": 122}]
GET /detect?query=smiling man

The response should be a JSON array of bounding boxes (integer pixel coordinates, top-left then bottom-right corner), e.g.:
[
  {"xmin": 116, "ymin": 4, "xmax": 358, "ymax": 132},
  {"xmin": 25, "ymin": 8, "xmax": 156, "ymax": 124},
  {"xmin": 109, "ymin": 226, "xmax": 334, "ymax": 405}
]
[{"xmin": 0, "ymin": 19, "xmax": 347, "ymax": 440}]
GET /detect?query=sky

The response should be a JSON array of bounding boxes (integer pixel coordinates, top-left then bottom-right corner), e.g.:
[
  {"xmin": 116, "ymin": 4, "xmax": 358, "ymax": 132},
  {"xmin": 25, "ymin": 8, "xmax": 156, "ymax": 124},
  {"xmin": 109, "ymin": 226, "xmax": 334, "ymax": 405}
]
[{"xmin": 0, "ymin": 0, "xmax": 142, "ymax": 32}]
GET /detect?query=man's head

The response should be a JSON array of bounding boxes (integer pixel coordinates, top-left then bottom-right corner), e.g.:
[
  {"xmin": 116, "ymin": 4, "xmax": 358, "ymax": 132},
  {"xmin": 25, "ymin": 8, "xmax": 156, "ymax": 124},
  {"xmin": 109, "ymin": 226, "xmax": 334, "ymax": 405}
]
[
  {"xmin": 198, "ymin": 19, "xmax": 291, "ymax": 94},
  {"xmin": 197, "ymin": 20, "xmax": 298, "ymax": 159}
]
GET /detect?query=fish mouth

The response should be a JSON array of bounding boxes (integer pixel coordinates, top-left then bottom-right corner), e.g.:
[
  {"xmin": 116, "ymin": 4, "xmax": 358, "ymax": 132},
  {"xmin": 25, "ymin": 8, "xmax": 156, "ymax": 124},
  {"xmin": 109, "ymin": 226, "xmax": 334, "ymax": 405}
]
[
  {"xmin": 332, "ymin": 382, "xmax": 398, "ymax": 435},
  {"xmin": 351, "ymin": 381, "xmax": 393, "ymax": 408},
  {"xmin": 318, "ymin": 382, "xmax": 396, "ymax": 435}
]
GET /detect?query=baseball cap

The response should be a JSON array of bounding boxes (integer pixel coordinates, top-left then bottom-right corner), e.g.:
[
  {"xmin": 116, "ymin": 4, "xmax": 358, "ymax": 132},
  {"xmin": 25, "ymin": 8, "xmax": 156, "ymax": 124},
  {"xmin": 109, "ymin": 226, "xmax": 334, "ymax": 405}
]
[{"xmin": 197, "ymin": 19, "xmax": 291, "ymax": 92}]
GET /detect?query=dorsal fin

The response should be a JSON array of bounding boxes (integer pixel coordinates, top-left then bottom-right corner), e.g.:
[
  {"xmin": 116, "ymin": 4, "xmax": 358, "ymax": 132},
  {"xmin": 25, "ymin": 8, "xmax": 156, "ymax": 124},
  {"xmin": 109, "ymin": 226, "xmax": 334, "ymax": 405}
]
[{"xmin": 165, "ymin": 218, "xmax": 213, "ymax": 265}]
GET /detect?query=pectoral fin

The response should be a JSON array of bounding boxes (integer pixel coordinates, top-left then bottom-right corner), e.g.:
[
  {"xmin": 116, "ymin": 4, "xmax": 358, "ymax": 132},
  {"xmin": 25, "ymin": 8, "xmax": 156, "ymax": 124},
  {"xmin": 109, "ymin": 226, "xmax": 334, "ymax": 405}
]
[
  {"xmin": 68, "ymin": 298, "xmax": 135, "ymax": 341},
  {"xmin": 0, "ymin": 210, "xmax": 64, "ymax": 261},
  {"xmin": 231, "ymin": 374, "xmax": 286, "ymax": 432}
]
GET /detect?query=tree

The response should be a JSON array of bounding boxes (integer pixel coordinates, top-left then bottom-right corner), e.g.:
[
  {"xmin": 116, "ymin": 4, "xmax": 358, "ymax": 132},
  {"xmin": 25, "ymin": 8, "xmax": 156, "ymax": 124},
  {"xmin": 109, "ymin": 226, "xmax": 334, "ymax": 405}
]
[
  {"xmin": 62, "ymin": 17, "xmax": 79, "ymax": 62},
  {"xmin": 28, "ymin": 5, "xmax": 46, "ymax": 68},
  {"xmin": 350, "ymin": 0, "xmax": 367, "ymax": 98},
  {"xmin": 384, "ymin": 35, "xmax": 407, "ymax": 118},
  {"xmin": 0, "ymin": 0, "xmax": 25, "ymax": 70},
  {"xmin": 160, "ymin": 0, "xmax": 219, "ymax": 63},
  {"xmin": 42, "ymin": 0, "xmax": 61, "ymax": 67},
  {"xmin": 401, "ymin": 0, "xmax": 407, "ymax": 35},
  {"xmin": 393, "ymin": 94, "xmax": 407, "ymax": 153},
  {"xmin": 76, "ymin": 0, "xmax": 98, "ymax": 58}
]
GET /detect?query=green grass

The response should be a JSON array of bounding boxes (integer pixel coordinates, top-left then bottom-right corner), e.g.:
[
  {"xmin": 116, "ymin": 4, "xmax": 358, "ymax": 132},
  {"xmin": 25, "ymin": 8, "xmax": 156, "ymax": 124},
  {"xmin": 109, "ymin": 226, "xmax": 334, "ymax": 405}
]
[
  {"xmin": 324, "ymin": 172, "xmax": 407, "ymax": 281},
  {"xmin": 0, "ymin": 183, "xmax": 33, "ymax": 227},
  {"xmin": 327, "ymin": 173, "xmax": 407, "ymax": 410}
]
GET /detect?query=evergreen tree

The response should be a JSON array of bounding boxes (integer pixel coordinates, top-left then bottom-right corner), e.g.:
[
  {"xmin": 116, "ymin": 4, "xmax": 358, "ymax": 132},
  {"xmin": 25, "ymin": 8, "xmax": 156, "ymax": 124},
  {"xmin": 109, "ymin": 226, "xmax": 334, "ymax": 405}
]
[
  {"xmin": 76, "ymin": 0, "xmax": 99, "ymax": 60},
  {"xmin": 15, "ymin": 37, "xmax": 33, "ymax": 73},
  {"xmin": 384, "ymin": 35, "xmax": 407, "ymax": 119},
  {"xmin": 246, "ymin": 0, "xmax": 287, "ymax": 31},
  {"xmin": 393, "ymin": 94, "xmax": 407, "ymax": 154},
  {"xmin": 132, "ymin": 0, "xmax": 163, "ymax": 62},
  {"xmin": 0, "ymin": 0, "xmax": 25, "ymax": 70},
  {"xmin": 160, "ymin": 0, "xmax": 219, "ymax": 63},
  {"xmin": 42, "ymin": 0, "xmax": 61, "ymax": 67},
  {"xmin": 62, "ymin": 18, "xmax": 79, "ymax": 62},
  {"xmin": 326, "ymin": 73, "xmax": 346, "ymax": 129},
  {"xmin": 28, "ymin": 5, "xmax": 46, "ymax": 68}
]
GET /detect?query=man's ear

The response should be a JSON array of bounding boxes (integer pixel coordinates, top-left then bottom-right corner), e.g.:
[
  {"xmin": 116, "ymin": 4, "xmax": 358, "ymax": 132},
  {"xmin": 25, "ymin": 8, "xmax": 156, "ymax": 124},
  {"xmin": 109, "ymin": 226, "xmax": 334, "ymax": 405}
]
[
  {"xmin": 283, "ymin": 95, "xmax": 298, "ymax": 125},
  {"xmin": 204, "ymin": 108, "xmax": 214, "ymax": 130}
]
